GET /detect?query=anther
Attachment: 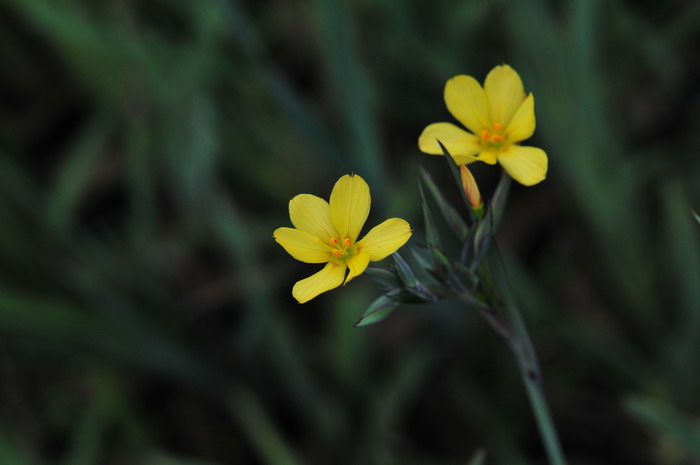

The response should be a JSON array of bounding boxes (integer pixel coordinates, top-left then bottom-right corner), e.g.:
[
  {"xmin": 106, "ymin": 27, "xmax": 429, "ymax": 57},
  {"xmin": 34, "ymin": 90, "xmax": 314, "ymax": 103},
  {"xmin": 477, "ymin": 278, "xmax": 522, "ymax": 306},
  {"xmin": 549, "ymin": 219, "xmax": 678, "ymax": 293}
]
[
  {"xmin": 343, "ymin": 238, "xmax": 352, "ymax": 248},
  {"xmin": 493, "ymin": 122, "xmax": 503, "ymax": 131},
  {"xmin": 331, "ymin": 249, "xmax": 343, "ymax": 258},
  {"xmin": 491, "ymin": 134, "xmax": 504, "ymax": 142},
  {"xmin": 329, "ymin": 237, "xmax": 339, "ymax": 247},
  {"xmin": 481, "ymin": 129, "xmax": 490, "ymax": 141}
]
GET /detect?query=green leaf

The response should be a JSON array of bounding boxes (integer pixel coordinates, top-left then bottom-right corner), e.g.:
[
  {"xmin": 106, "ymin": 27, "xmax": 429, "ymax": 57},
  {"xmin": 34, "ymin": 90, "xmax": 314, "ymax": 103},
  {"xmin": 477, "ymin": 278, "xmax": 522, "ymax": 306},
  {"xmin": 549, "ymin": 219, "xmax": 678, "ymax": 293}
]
[
  {"xmin": 431, "ymin": 247, "xmax": 451, "ymax": 270},
  {"xmin": 418, "ymin": 181, "xmax": 442, "ymax": 249},
  {"xmin": 490, "ymin": 170, "xmax": 512, "ymax": 230},
  {"xmin": 392, "ymin": 252, "xmax": 418, "ymax": 288},
  {"xmin": 411, "ymin": 246, "xmax": 435, "ymax": 273},
  {"xmin": 474, "ymin": 205, "xmax": 495, "ymax": 262},
  {"xmin": 363, "ymin": 266, "xmax": 400, "ymax": 289},
  {"xmin": 693, "ymin": 210, "xmax": 700, "ymax": 224},
  {"xmin": 418, "ymin": 167, "xmax": 469, "ymax": 240},
  {"xmin": 354, "ymin": 292, "xmax": 402, "ymax": 327},
  {"xmin": 438, "ymin": 140, "xmax": 474, "ymax": 220},
  {"xmin": 406, "ymin": 283, "xmax": 439, "ymax": 302}
]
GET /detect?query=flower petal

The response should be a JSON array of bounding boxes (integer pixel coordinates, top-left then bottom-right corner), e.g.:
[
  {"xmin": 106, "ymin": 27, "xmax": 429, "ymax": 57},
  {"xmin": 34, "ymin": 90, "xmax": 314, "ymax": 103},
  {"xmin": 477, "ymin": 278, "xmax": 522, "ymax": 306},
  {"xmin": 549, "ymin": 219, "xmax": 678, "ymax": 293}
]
[
  {"xmin": 274, "ymin": 227, "xmax": 331, "ymax": 263},
  {"xmin": 292, "ymin": 262, "xmax": 347, "ymax": 303},
  {"xmin": 444, "ymin": 75, "xmax": 491, "ymax": 135},
  {"xmin": 289, "ymin": 194, "xmax": 337, "ymax": 242},
  {"xmin": 329, "ymin": 174, "xmax": 370, "ymax": 242},
  {"xmin": 418, "ymin": 122, "xmax": 481, "ymax": 164},
  {"xmin": 506, "ymin": 93, "xmax": 535, "ymax": 143},
  {"xmin": 473, "ymin": 150, "xmax": 498, "ymax": 165},
  {"xmin": 498, "ymin": 145, "xmax": 548, "ymax": 186},
  {"xmin": 344, "ymin": 251, "xmax": 370, "ymax": 284},
  {"xmin": 357, "ymin": 218, "xmax": 412, "ymax": 261},
  {"xmin": 484, "ymin": 65, "xmax": 525, "ymax": 127}
]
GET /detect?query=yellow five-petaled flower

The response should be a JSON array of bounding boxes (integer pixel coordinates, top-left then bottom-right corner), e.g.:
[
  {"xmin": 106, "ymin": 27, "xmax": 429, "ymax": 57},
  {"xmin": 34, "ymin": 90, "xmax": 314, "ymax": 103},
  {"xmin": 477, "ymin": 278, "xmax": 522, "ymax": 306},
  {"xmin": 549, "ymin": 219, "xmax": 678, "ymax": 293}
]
[
  {"xmin": 418, "ymin": 64, "xmax": 548, "ymax": 186},
  {"xmin": 274, "ymin": 174, "xmax": 412, "ymax": 303}
]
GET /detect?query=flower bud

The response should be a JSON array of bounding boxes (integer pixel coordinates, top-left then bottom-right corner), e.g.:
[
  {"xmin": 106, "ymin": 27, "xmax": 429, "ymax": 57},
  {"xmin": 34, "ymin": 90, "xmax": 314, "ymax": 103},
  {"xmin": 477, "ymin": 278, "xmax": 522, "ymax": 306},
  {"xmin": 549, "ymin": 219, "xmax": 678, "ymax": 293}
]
[{"xmin": 460, "ymin": 165, "xmax": 483, "ymax": 215}]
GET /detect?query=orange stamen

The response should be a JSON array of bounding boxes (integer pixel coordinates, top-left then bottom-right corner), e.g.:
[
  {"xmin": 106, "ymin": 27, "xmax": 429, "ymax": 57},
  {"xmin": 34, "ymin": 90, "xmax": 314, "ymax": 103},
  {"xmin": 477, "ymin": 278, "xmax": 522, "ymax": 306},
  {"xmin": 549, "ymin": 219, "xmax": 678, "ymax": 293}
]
[
  {"xmin": 343, "ymin": 238, "xmax": 352, "ymax": 248},
  {"xmin": 493, "ymin": 122, "xmax": 503, "ymax": 131},
  {"xmin": 491, "ymin": 134, "xmax": 504, "ymax": 142},
  {"xmin": 481, "ymin": 129, "xmax": 490, "ymax": 141},
  {"xmin": 329, "ymin": 237, "xmax": 339, "ymax": 247},
  {"xmin": 331, "ymin": 249, "xmax": 343, "ymax": 258}
]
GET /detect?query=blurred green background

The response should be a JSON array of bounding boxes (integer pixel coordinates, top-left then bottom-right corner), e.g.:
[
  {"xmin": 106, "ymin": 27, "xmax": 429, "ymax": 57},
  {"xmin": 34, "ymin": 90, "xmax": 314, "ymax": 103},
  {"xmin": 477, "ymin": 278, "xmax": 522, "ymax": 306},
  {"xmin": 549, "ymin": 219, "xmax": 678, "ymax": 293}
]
[{"xmin": 1, "ymin": 0, "xmax": 699, "ymax": 464}]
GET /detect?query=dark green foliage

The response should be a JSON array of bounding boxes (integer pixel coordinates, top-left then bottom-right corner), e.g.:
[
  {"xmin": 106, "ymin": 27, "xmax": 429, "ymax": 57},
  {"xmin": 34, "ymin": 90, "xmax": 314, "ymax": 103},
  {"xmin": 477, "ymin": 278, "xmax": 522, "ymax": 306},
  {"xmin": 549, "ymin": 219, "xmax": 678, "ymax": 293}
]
[{"xmin": 0, "ymin": 0, "xmax": 698, "ymax": 464}]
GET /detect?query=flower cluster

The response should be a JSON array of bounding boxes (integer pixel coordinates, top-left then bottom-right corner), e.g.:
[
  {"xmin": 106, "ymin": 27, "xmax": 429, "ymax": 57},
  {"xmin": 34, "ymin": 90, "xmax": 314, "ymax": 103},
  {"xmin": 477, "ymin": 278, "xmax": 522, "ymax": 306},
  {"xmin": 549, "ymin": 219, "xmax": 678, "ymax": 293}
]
[{"xmin": 275, "ymin": 64, "xmax": 546, "ymax": 304}]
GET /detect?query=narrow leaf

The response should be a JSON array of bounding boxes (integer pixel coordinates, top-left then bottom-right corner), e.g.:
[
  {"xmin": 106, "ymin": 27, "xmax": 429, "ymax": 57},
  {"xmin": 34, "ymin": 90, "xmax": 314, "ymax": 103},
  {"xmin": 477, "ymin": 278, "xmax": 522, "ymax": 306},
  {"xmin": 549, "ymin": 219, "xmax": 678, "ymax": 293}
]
[
  {"xmin": 392, "ymin": 252, "xmax": 418, "ymax": 288},
  {"xmin": 354, "ymin": 293, "xmax": 401, "ymax": 327},
  {"xmin": 406, "ymin": 283, "xmax": 439, "ymax": 302},
  {"xmin": 364, "ymin": 266, "xmax": 400, "ymax": 289},
  {"xmin": 411, "ymin": 246, "xmax": 435, "ymax": 273},
  {"xmin": 474, "ymin": 205, "xmax": 495, "ymax": 262},
  {"xmin": 490, "ymin": 170, "xmax": 512, "ymax": 230},
  {"xmin": 419, "ymin": 167, "xmax": 468, "ymax": 239},
  {"xmin": 418, "ymin": 181, "xmax": 442, "ymax": 249},
  {"xmin": 438, "ymin": 140, "xmax": 474, "ymax": 220}
]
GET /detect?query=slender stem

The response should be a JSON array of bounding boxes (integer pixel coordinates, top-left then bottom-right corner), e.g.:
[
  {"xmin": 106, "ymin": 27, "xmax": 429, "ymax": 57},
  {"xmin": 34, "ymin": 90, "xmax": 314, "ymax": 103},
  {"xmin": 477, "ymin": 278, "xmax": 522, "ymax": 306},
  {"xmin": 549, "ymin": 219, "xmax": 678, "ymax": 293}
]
[{"xmin": 485, "ymin": 246, "xmax": 568, "ymax": 465}]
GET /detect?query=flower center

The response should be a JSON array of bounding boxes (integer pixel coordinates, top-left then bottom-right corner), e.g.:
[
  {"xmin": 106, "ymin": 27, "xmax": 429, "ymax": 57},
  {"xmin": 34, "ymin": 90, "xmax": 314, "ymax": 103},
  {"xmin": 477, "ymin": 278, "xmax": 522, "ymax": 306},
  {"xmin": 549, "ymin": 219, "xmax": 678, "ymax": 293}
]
[
  {"xmin": 480, "ymin": 122, "xmax": 507, "ymax": 151},
  {"xmin": 329, "ymin": 237, "xmax": 354, "ymax": 259}
]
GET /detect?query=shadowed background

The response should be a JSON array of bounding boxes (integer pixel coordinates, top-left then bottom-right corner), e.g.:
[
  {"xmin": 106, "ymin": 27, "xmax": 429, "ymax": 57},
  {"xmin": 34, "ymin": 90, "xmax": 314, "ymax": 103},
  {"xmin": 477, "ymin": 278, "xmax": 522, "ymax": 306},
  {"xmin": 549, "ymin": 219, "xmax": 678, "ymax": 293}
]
[{"xmin": 0, "ymin": 0, "xmax": 699, "ymax": 464}]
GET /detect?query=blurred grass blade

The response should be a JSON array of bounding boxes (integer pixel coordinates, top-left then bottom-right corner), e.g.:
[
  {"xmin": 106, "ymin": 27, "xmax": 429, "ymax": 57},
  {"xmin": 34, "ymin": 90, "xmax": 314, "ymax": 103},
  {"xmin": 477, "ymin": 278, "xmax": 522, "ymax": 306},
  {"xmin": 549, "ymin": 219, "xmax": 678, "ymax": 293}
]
[
  {"xmin": 0, "ymin": 424, "xmax": 32, "ymax": 465},
  {"xmin": 467, "ymin": 449, "xmax": 487, "ymax": 465},
  {"xmin": 47, "ymin": 114, "xmax": 111, "ymax": 233},
  {"xmin": 625, "ymin": 396, "xmax": 700, "ymax": 458},
  {"xmin": 419, "ymin": 167, "xmax": 468, "ymax": 240},
  {"xmin": 221, "ymin": 0, "xmax": 342, "ymax": 162},
  {"xmin": 315, "ymin": 0, "xmax": 384, "ymax": 192},
  {"xmin": 228, "ymin": 388, "xmax": 305, "ymax": 465},
  {"xmin": 61, "ymin": 399, "xmax": 104, "ymax": 465}
]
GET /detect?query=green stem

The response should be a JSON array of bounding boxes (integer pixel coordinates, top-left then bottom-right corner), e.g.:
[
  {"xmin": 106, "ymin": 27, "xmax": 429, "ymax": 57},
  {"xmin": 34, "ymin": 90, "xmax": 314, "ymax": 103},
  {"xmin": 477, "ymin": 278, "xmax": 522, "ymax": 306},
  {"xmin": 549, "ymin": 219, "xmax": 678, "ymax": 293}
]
[{"xmin": 486, "ymin": 246, "xmax": 568, "ymax": 465}]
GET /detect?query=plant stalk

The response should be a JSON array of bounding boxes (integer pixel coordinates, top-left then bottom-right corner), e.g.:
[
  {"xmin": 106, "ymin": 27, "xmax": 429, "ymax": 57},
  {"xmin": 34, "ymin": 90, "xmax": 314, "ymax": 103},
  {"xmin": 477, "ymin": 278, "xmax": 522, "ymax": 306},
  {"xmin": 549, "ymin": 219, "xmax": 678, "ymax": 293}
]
[{"xmin": 485, "ymin": 246, "xmax": 568, "ymax": 465}]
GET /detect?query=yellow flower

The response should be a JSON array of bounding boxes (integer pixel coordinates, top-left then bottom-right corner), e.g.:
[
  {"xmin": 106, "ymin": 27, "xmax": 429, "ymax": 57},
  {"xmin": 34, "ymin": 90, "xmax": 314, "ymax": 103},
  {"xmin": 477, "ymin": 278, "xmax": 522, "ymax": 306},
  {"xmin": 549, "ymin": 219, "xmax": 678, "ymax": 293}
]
[
  {"xmin": 274, "ymin": 174, "xmax": 412, "ymax": 303},
  {"xmin": 418, "ymin": 65, "xmax": 548, "ymax": 186}
]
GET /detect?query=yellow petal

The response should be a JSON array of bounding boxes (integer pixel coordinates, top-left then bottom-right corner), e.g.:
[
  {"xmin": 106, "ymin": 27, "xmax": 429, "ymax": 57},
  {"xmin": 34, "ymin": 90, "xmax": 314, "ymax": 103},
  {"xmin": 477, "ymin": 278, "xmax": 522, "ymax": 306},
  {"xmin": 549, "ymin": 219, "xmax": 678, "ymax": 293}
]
[
  {"xmin": 329, "ymin": 174, "xmax": 370, "ymax": 242},
  {"xmin": 484, "ymin": 65, "xmax": 525, "ymax": 127},
  {"xmin": 506, "ymin": 93, "xmax": 535, "ymax": 143},
  {"xmin": 273, "ymin": 227, "xmax": 331, "ymax": 263},
  {"xmin": 444, "ymin": 75, "xmax": 491, "ymax": 135},
  {"xmin": 292, "ymin": 262, "xmax": 347, "ymax": 303},
  {"xmin": 418, "ymin": 122, "xmax": 481, "ymax": 164},
  {"xmin": 344, "ymin": 251, "xmax": 370, "ymax": 284},
  {"xmin": 289, "ymin": 194, "xmax": 337, "ymax": 242},
  {"xmin": 473, "ymin": 150, "xmax": 498, "ymax": 165},
  {"xmin": 357, "ymin": 218, "xmax": 412, "ymax": 261},
  {"xmin": 498, "ymin": 145, "xmax": 548, "ymax": 186}
]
